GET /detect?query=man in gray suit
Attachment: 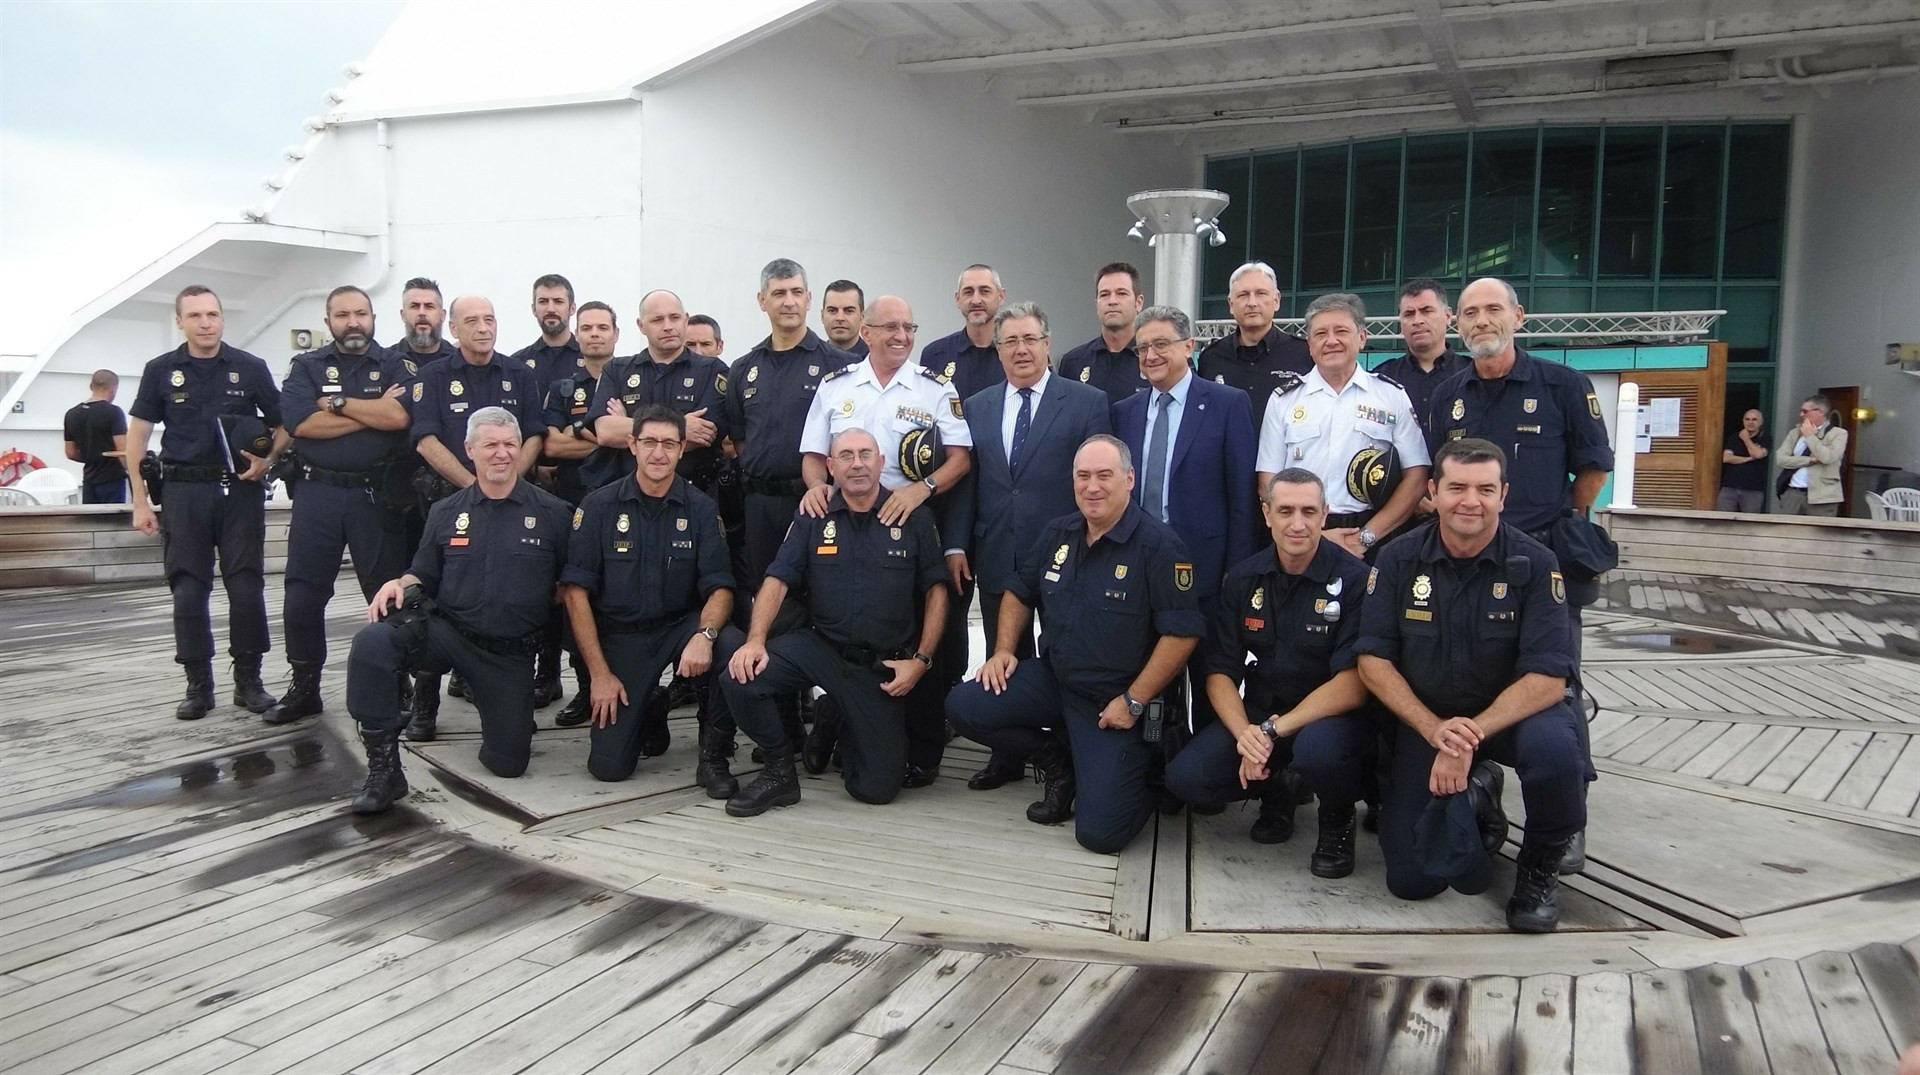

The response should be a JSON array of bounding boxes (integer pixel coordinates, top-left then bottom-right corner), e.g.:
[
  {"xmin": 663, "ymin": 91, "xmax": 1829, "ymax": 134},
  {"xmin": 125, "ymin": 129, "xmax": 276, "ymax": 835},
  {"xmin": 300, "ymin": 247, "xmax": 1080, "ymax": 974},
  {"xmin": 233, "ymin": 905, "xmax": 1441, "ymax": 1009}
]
[{"xmin": 941, "ymin": 300, "xmax": 1113, "ymax": 793}]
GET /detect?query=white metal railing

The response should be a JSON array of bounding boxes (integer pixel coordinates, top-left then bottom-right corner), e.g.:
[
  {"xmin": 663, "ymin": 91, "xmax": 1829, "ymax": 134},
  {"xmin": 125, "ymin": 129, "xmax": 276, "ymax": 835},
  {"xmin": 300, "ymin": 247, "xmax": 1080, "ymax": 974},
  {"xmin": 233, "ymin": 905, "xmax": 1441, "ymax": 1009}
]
[{"xmin": 1194, "ymin": 310, "xmax": 1724, "ymax": 346}]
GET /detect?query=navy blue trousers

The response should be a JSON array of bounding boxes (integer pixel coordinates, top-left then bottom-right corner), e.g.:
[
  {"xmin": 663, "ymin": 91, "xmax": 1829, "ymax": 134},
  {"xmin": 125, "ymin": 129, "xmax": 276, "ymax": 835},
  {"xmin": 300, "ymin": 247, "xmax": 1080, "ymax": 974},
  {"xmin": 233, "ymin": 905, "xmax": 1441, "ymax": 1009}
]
[
  {"xmin": 160, "ymin": 479, "xmax": 268, "ymax": 663},
  {"xmin": 722, "ymin": 631, "xmax": 907, "ymax": 806},
  {"xmin": 283, "ymin": 481, "xmax": 407, "ymax": 665},
  {"xmin": 589, "ymin": 617, "xmax": 741, "ymax": 782},
  {"xmin": 1164, "ymin": 707, "xmax": 1380, "ymax": 808},
  {"xmin": 348, "ymin": 615, "xmax": 533, "ymax": 778}
]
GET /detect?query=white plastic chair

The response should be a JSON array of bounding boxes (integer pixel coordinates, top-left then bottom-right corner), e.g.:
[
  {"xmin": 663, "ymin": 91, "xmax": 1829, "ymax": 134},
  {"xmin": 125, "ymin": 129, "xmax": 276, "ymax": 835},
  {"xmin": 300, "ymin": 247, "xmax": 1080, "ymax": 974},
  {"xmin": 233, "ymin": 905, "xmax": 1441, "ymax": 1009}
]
[
  {"xmin": 1865, "ymin": 491, "xmax": 1890, "ymax": 520},
  {"xmin": 0, "ymin": 487, "xmax": 40, "ymax": 506},
  {"xmin": 1881, "ymin": 487, "xmax": 1920, "ymax": 523},
  {"xmin": 14, "ymin": 467, "xmax": 80, "ymax": 505}
]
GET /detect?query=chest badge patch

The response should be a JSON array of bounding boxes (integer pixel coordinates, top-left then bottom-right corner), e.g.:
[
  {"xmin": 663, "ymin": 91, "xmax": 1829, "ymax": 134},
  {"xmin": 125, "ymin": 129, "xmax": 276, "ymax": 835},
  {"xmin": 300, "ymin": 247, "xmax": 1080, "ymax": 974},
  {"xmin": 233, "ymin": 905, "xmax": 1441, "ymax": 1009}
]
[
  {"xmin": 1078, "ymin": 367, "xmax": 1090, "ymax": 382},
  {"xmin": 229, "ymin": 371, "xmax": 241, "ymax": 384},
  {"xmin": 170, "ymin": 370, "xmax": 186, "ymax": 387},
  {"xmin": 450, "ymin": 379, "xmax": 465, "ymax": 397},
  {"xmin": 571, "ymin": 508, "xmax": 584, "ymax": 530},
  {"xmin": 1174, "ymin": 562, "xmax": 1194, "ymax": 591},
  {"xmin": 523, "ymin": 515, "xmax": 536, "ymax": 529},
  {"xmin": 1523, "ymin": 398, "xmax": 1538, "ymax": 413},
  {"xmin": 627, "ymin": 373, "xmax": 641, "ymax": 388},
  {"xmin": 1114, "ymin": 564, "xmax": 1128, "ymax": 580},
  {"xmin": 808, "ymin": 365, "xmax": 821, "ymax": 377},
  {"xmin": 747, "ymin": 366, "xmax": 760, "ymax": 383},
  {"xmin": 676, "ymin": 517, "xmax": 687, "ymax": 531},
  {"xmin": 1292, "ymin": 405, "xmax": 1306, "ymax": 422},
  {"xmin": 369, "ymin": 370, "xmax": 381, "ymax": 381},
  {"xmin": 840, "ymin": 398, "xmax": 855, "ymax": 417},
  {"xmin": 683, "ymin": 377, "xmax": 694, "ymax": 388},
  {"xmin": 1493, "ymin": 582, "xmax": 1508, "ymax": 599},
  {"xmin": 1450, "ymin": 398, "xmax": 1464, "ymax": 421},
  {"xmin": 890, "ymin": 526, "xmax": 901, "ymax": 540},
  {"xmin": 1314, "ymin": 598, "xmax": 1327, "ymax": 613},
  {"xmin": 1052, "ymin": 544, "xmax": 1070, "ymax": 568},
  {"xmin": 574, "ymin": 388, "xmax": 587, "ymax": 403},
  {"xmin": 455, "ymin": 512, "xmax": 470, "ymax": 533},
  {"xmin": 616, "ymin": 513, "xmax": 630, "ymax": 533},
  {"xmin": 823, "ymin": 520, "xmax": 837, "ymax": 543},
  {"xmin": 943, "ymin": 361, "xmax": 956, "ymax": 379},
  {"xmin": 1411, "ymin": 574, "xmax": 1433, "ymax": 605},
  {"xmin": 326, "ymin": 366, "xmax": 339, "ymax": 381},
  {"xmin": 502, "ymin": 381, "xmax": 512, "ymax": 392},
  {"xmin": 1250, "ymin": 586, "xmax": 1265, "ymax": 611}
]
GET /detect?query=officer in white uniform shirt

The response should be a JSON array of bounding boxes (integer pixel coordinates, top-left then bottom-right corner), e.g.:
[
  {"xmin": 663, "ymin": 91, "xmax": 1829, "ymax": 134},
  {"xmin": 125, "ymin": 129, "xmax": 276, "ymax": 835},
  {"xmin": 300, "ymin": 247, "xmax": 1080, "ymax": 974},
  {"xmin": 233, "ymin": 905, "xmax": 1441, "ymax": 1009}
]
[{"xmin": 1256, "ymin": 292, "xmax": 1430, "ymax": 559}]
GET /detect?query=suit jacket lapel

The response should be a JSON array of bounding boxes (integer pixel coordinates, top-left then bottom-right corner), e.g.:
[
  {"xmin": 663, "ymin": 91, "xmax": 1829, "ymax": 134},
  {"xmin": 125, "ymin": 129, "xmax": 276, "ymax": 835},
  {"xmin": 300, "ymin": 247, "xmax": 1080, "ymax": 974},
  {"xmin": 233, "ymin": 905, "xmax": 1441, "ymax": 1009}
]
[
  {"xmin": 1169, "ymin": 381, "xmax": 1203, "ymax": 475},
  {"xmin": 977, "ymin": 389, "xmax": 1010, "ymax": 480},
  {"xmin": 1012, "ymin": 385, "xmax": 1065, "ymax": 480}
]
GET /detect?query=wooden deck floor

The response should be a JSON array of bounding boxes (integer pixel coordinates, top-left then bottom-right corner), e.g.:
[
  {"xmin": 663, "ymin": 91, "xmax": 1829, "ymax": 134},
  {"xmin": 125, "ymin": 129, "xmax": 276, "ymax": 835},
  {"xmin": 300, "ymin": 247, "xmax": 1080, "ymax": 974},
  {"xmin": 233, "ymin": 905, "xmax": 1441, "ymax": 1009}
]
[{"xmin": 2, "ymin": 580, "xmax": 1917, "ymax": 1073}]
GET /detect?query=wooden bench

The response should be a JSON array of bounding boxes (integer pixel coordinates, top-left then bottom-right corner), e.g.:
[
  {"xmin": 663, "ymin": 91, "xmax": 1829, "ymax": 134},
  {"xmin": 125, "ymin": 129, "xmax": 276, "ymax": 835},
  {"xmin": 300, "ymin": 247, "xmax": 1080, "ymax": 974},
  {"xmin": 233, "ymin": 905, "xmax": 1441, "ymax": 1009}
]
[
  {"xmin": 1602, "ymin": 506, "xmax": 1920, "ymax": 596},
  {"xmin": 0, "ymin": 504, "xmax": 292, "ymax": 588}
]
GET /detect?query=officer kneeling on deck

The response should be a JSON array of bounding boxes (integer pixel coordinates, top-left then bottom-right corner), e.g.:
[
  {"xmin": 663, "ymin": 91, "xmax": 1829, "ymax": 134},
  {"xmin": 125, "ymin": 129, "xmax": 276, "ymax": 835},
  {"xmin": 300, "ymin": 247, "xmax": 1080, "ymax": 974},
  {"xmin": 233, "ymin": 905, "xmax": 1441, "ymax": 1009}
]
[
  {"xmin": 721, "ymin": 428, "xmax": 949, "ymax": 814},
  {"xmin": 560, "ymin": 406, "xmax": 744, "ymax": 791},
  {"xmin": 947, "ymin": 434, "xmax": 1204, "ymax": 854},
  {"xmin": 1356, "ymin": 437, "xmax": 1585, "ymax": 932},
  {"xmin": 1163, "ymin": 468, "xmax": 1376, "ymax": 875},
  {"xmin": 345, "ymin": 407, "xmax": 574, "ymax": 812}
]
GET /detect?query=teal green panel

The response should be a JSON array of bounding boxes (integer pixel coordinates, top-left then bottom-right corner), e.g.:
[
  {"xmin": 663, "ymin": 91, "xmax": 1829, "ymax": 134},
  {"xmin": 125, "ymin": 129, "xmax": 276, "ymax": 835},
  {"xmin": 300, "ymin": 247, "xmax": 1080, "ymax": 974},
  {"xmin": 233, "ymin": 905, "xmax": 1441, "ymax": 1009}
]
[
  {"xmin": 1634, "ymin": 345, "xmax": 1709, "ymax": 369},
  {"xmin": 1720, "ymin": 288, "xmax": 1778, "ymax": 349},
  {"xmin": 1360, "ymin": 351, "xmax": 1400, "ymax": 369},
  {"xmin": 1657, "ymin": 284, "xmax": 1717, "ymax": 312},
  {"xmin": 1527, "ymin": 349, "xmax": 1567, "ymax": 363},
  {"xmin": 1530, "ymin": 286, "xmax": 1592, "ymax": 314},
  {"xmin": 1564, "ymin": 349, "xmax": 1633, "ymax": 371},
  {"xmin": 1592, "ymin": 285, "xmax": 1656, "ymax": 311}
]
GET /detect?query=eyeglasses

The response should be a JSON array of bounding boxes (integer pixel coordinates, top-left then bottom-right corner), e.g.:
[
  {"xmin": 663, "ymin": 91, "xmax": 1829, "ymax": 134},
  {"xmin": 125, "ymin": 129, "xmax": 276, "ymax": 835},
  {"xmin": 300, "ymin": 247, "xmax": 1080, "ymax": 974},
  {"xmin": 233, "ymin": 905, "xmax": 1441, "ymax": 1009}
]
[
  {"xmin": 832, "ymin": 448, "xmax": 881, "ymax": 462},
  {"xmin": 996, "ymin": 334, "xmax": 1049, "ymax": 349},
  {"xmin": 868, "ymin": 321, "xmax": 918, "ymax": 335},
  {"xmin": 1137, "ymin": 338, "xmax": 1190, "ymax": 357},
  {"xmin": 635, "ymin": 437, "xmax": 682, "ymax": 452}
]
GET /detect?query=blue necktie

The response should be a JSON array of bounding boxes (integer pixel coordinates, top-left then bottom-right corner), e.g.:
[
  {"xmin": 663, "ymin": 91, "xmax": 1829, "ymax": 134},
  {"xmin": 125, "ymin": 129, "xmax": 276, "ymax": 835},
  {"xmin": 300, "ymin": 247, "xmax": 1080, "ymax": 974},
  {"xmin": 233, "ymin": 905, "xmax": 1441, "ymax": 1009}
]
[
  {"xmin": 1009, "ymin": 388, "xmax": 1033, "ymax": 470},
  {"xmin": 1142, "ymin": 392, "xmax": 1172, "ymax": 521}
]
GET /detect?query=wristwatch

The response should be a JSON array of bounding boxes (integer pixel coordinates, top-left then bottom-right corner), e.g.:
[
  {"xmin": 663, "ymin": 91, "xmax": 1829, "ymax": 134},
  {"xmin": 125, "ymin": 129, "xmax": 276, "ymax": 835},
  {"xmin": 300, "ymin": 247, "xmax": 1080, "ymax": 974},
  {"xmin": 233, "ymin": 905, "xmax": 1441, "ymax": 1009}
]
[
  {"xmin": 911, "ymin": 652, "xmax": 933, "ymax": 668},
  {"xmin": 1359, "ymin": 528, "xmax": 1378, "ymax": 549},
  {"xmin": 1258, "ymin": 716, "xmax": 1281, "ymax": 742},
  {"xmin": 1122, "ymin": 691, "xmax": 1145, "ymax": 718},
  {"xmin": 698, "ymin": 627, "xmax": 721, "ymax": 642},
  {"xmin": 328, "ymin": 393, "xmax": 348, "ymax": 414},
  {"xmin": 922, "ymin": 476, "xmax": 938, "ymax": 494}
]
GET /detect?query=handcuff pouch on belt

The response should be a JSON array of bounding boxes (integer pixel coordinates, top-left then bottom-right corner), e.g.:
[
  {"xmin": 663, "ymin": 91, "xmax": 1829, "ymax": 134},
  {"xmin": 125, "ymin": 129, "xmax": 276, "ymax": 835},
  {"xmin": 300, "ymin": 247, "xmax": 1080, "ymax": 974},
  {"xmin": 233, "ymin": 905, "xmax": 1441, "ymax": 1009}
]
[
  {"xmin": 139, "ymin": 452, "xmax": 165, "ymax": 505},
  {"xmin": 385, "ymin": 583, "xmax": 436, "ymax": 671}
]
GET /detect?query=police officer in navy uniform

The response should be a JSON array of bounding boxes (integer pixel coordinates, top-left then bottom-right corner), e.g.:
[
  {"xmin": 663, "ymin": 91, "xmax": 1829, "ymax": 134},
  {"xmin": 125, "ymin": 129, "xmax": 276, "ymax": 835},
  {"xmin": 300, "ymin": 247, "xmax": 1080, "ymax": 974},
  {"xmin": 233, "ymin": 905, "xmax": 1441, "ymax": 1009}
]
[
  {"xmin": 384, "ymin": 277, "xmax": 460, "ymax": 372},
  {"xmin": 125, "ymin": 285, "xmax": 284, "ymax": 720},
  {"xmin": 562, "ymin": 406, "xmax": 745, "ymax": 791},
  {"xmin": 1056, "ymin": 262, "xmax": 1150, "ymax": 404},
  {"xmin": 345, "ymin": 407, "xmax": 574, "ymax": 812},
  {"xmin": 1196, "ymin": 261, "xmax": 1311, "ymax": 430},
  {"xmin": 1165, "ymin": 469, "xmax": 1376, "ymax": 875},
  {"xmin": 947, "ymin": 434, "xmax": 1205, "ymax": 854},
  {"xmin": 263, "ymin": 286, "xmax": 416, "ymax": 726},
  {"xmin": 539, "ymin": 301, "xmax": 624, "ymax": 727},
  {"xmin": 588, "ymin": 290, "xmax": 729, "ymax": 500},
  {"xmin": 917, "ymin": 264, "xmax": 1009, "ymax": 402},
  {"xmin": 405, "ymin": 295, "xmax": 547, "ymax": 739},
  {"xmin": 718, "ymin": 259, "xmax": 852, "ymax": 596},
  {"xmin": 509, "ymin": 273, "xmax": 583, "ymax": 389},
  {"xmin": 1356, "ymin": 438, "xmax": 1585, "ymax": 932},
  {"xmin": 1424, "ymin": 276, "xmax": 1612, "ymax": 873},
  {"xmin": 1370, "ymin": 278, "xmax": 1468, "ymax": 430},
  {"xmin": 721, "ymin": 427, "xmax": 950, "ymax": 814}
]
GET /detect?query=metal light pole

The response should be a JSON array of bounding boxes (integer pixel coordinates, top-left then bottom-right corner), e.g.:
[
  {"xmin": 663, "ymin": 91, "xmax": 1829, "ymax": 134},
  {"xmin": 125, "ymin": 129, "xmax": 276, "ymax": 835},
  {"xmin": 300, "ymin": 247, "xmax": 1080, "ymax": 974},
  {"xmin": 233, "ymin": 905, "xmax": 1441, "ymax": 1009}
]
[{"xmin": 1125, "ymin": 188, "xmax": 1230, "ymax": 319}]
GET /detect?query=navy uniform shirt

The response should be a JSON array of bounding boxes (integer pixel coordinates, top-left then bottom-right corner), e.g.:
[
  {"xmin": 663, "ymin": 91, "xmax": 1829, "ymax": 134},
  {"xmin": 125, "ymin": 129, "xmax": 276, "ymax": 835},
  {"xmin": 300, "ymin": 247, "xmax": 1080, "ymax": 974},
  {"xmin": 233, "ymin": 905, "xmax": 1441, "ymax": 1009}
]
[
  {"xmin": 719, "ymin": 329, "xmax": 851, "ymax": 482},
  {"xmin": 510, "ymin": 335, "xmax": 583, "ymax": 391},
  {"xmin": 767, "ymin": 487, "xmax": 946, "ymax": 654},
  {"xmin": 282, "ymin": 343, "xmax": 416, "ymax": 471},
  {"xmin": 918, "ymin": 329, "xmax": 1006, "ymax": 403},
  {"xmin": 129, "ymin": 343, "xmax": 284, "ymax": 465},
  {"xmin": 410, "ymin": 353, "xmax": 546, "ymax": 472},
  {"xmin": 1204, "ymin": 539, "xmax": 1369, "ymax": 715},
  {"xmin": 1057, "ymin": 337, "xmax": 1147, "ymax": 404},
  {"xmin": 586, "ymin": 349, "xmax": 730, "ymax": 485},
  {"xmin": 1008, "ymin": 502, "xmax": 1207, "ymax": 702},
  {"xmin": 1370, "ymin": 348, "xmax": 1468, "ymax": 431},
  {"xmin": 1354, "ymin": 520, "xmax": 1573, "ymax": 718},
  {"xmin": 843, "ymin": 337, "xmax": 870, "ymax": 359},
  {"xmin": 382, "ymin": 338, "xmax": 459, "ymax": 376},
  {"xmin": 1424, "ymin": 349, "xmax": 1614, "ymax": 534},
  {"xmin": 544, "ymin": 366, "xmax": 621, "ymax": 497},
  {"xmin": 561, "ymin": 475, "xmax": 732, "ymax": 624},
  {"xmin": 409, "ymin": 479, "xmax": 573, "ymax": 639},
  {"xmin": 1197, "ymin": 326, "xmax": 1311, "ymax": 430}
]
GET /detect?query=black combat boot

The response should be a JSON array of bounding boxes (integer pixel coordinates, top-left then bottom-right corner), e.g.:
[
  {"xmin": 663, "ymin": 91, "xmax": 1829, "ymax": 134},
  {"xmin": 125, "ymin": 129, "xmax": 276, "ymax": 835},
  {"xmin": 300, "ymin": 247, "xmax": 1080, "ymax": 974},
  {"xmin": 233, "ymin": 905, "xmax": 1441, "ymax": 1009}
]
[
  {"xmin": 531, "ymin": 643, "xmax": 563, "ymax": 708},
  {"xmin": 1310, "ymin": 801, "xmax": 1358, "ymax": 878},
  {"xmin": 801, "ymin": 693, "xmax": 840, "ymax": 775},
  {"xmin": 1467, "ymin": 760, "xmax": 1509, "ymax": 852},
  {"xmin": 262, "ymin": 661, "xmax": 323, "ymax": 725},
  {"xmin": 639, "ymin": 690, "xmax": 672, "ymax": 757},
  {"xmin": 967, "ymin": 750, "xmax": 1027, "ymax": 790},
  {"xmin": 175, "ymin": 661, "xmax": 216, "ymax": 720},
  {"xmin": 1026, "ymin": 739, "xmax": 1076, "ymax": 825},
  {"xmin": 695, "ymin": 723, "xmax": 739, "ymax": 799},
  {"xmin": 1250, "ymin": 770, "xmax": 1302, "ymax": 844},
  {"xmin": 1507, "ymin": 836, "xmax": 1572, "ymax": 933},
  {"xmin": 554, "ymin": 666, "xmax": 592, "ymax": 728},
  {"xmin": 1556, "ymin": 781, "xmax": 1588, "ymax": 874},
  {"xmin": 726, "ymin": 745, "xmax": 800, "ymax": 816},
  {"xmin": 403, "ymin": 674, "xmax": 440, "ymax": 742},
  {"xmin": 446, "ymin": 670, "xmax": 469, "ymax": 700},
  {"xmin": 351, "ymin": 726, "xmax": 410, "ymax": 814},
  {"xmin": 231, "ymin": 654, "xmax": 278, "ymax": 714}
]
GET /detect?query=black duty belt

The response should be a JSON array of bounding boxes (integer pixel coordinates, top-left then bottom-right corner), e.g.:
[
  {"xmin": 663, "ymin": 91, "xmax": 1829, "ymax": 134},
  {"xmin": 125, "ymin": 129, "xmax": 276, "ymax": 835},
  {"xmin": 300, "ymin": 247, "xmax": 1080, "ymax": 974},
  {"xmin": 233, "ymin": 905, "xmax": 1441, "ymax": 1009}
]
[
  {"xmin": 1327, "ymin": 509, "xmax": 1377, "ymax": 530},
  {"xmin": 446, "ymin": 616, "xmax": 542, "ymax": 658},
  {"xmin": 300, "ymin": 461, "xmax": 375, "ymax": 488},
  {"xmin": 812, "ymin": 628, "xmax": 908, "ymax": 668},
  {"xmin": 596, "ymin": 612, "xmax": 688, "ymax": 636},
  {"xmin": 161, "ymin": 463, "xmax": 226, "ymax": 483},
  {"xmin": 743, "ymin": 476, "xmax": 806, "ymax": 497}
]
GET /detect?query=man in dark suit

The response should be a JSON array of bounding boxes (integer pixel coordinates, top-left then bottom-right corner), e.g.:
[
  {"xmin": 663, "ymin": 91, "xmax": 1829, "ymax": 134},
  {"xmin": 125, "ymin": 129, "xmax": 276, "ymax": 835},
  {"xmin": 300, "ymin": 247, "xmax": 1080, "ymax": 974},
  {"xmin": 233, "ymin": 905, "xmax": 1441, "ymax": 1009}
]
[
  {"xmin": 1114, "ymin": 305, "xmax": 1257, "ymax": 735},
  {"xmin": 942, "ymin": 301, "xmax": 1112, "ymax": 792}
]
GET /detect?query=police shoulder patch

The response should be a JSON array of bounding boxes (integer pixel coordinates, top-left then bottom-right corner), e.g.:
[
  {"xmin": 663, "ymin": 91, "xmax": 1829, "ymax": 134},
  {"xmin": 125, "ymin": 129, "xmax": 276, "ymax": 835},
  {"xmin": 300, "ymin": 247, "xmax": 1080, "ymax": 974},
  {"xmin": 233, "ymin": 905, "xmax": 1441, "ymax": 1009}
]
[
  {"xmin": 714, "ymin": 372, "xmax": 727, "ymax": 394},
  {"xmin": 403, "ymin": 359, "xmax": 418, "ymax": 376},
  {"xmin": 1550, "ymin": 570, "xmax": 1566, "ymax": 604},
  {"xmin": 571, "ymin": 508, "xmax": 584, "ymax": 531},
  {"xmin": 949, "ymin": 398, "xmax": 965, "ymax": 419},
  {"xmin": 1173, "ymin": 562, "xmax": 1194, "ymax": 591},
  {"xmin": 1586, "ymin": 393, "xmax": 1602, "ymax": 420},
  {"xmin": 1366, "ymin": 566, "xmax": 1379, "ymax": 594},
  {"xmin": 412, "ymin": 382, "xmax": 424, "ymax": 402}
]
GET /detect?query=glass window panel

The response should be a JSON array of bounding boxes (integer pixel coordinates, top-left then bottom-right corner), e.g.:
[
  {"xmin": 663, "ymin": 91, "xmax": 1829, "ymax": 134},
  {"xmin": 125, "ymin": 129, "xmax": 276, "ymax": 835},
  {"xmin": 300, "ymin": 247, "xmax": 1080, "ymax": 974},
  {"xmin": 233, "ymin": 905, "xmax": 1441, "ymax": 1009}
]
[
  {"xmin": 1598, "ymin": 128, "xmax": 1659, "ymax": 278},
  {"xmin": 1593, "ymin": 285, "xmax": 1655, "ymax": 311},
  {"xmin": 1535, "ymin": 128, "xmax": 1598, "ymax": 278},
  {"xmin": 1248, "ymin": 152, "xmax": 1298, "ymax": 297},
  {"xmin": 1349, "ymin": 141, "xmax": 1401, "ymax": 285},
  {"xmin": 1719, "ymin": 288, "xmax": 1778, "ymax": 350},
  {"xmin": 1203, "ymin": 154, "xmax": 1252, "ymax": 306},
  {"xmin": 1656, "ymin": 285, "xmax": 1716, "ymax": 312},
  {"xmin": 1529, "ymin": 286, "xmax": 1592, "ymax": 313},
  {"xmin": 1723, "ymin": 125, "xmax": 1789, "ymax": 279},
  {"xmin": 1467, "ymin": 129, "xmax": 1537, "ymax": 278},
  {"xmin": 1349, "ymin": 287, "xmax": 1396, "ymax": 325},
  {"xmin": 1403, "ymin": 134, "xmax": 1468, "ymax": 279},
  {"xmin": 1662, "ymin": 125, "xmax": 1724, "ymax": 279},
  {"xmin": 1299, "ymin": 146, "xmax": 1349, "ymax": 290}
]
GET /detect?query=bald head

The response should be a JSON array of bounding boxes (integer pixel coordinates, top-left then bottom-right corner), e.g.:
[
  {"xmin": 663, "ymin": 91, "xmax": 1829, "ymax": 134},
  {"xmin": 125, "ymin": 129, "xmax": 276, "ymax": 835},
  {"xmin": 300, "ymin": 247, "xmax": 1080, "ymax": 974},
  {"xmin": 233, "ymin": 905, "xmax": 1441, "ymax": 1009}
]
[
  {"xmin": 861, "ymin": 295, "xmax": 917, "ymax": 370},
  {"xmin": 448, "ymin": 295, "xmax": 498, "ymax": 360},
  {"xmin": 638, "ymin": 289, "xmax": 689, "ymax": 358}
]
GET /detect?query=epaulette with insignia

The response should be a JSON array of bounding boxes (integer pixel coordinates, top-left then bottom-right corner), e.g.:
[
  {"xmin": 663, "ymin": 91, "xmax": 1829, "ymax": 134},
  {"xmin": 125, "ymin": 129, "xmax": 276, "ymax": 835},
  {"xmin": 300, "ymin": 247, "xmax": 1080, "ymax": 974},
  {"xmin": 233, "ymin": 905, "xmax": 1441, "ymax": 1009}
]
[
  {"xmin": 919, "ymin": 365, "xmax": 951, "ymax": 385},
  {"xmin": 1272, "ymin": 371, "xmax": 1305, "ymax": 395},
  {"xmin": 821, "ymin": 363, "xmax": 857, "ymax": 382},
  {"xmin": 1371, "ymin": 370, "xmax": 1405, "ymax": 391}
]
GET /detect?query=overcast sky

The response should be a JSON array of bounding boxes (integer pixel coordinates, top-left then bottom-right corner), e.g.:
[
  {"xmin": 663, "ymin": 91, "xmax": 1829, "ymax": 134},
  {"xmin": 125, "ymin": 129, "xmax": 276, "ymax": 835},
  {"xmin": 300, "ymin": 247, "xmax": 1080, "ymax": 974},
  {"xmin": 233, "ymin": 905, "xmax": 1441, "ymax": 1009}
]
[{"xmin": 0, "ymin": 0, "xmax": 402, "ymax": 356}]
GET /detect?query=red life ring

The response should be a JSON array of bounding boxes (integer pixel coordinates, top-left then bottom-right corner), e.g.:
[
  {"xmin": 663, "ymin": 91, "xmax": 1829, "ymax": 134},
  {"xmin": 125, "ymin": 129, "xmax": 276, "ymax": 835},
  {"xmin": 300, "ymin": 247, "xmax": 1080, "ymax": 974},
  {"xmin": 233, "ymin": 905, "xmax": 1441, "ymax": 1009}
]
[{"xmin": 0, "ymin": 449, "xmax": 47, "ymax": 486}]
